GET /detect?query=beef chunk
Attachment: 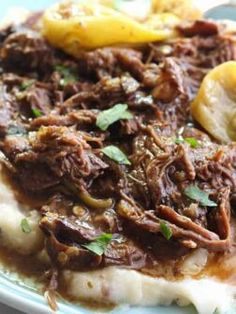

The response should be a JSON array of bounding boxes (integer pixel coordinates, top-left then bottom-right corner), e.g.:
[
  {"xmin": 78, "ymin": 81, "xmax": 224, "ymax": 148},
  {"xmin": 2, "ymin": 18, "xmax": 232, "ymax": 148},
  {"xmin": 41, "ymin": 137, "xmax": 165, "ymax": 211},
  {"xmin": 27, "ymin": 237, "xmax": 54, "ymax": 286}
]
[
  {"xmin": 121, "ymin": 128, "xmax": 235, "ymax": 252},
  {"xmin": 117, "ymin": 188, "xmax": 231, "ymax": 252},
  {"xmin": 77, "ymin": 47, "xmax": 143, "ymax": 80},
  {"xmin": 39, "ymin": 194, "xmax": 147, "ymax": 270},
  {"xmin": 19, "ymin": 86, "xmax": 52, "ymax": 117},
  {"xmin": 177, "ymin": 20, "xmax": 220, "ymax": 37},
  {"xmin": 3, "ymin": 126, "xmax": 108, "ymax": 192},
  {"xmin": 171, "ymin": 35, "xmax": 236, "ymax": 68},
  {"xmin": 1, "ymin": 31, "xmax": 54, "ymax": 73},
  {"xmin": 31, "ymin": 110, "xmax": 97, "ymax": 128}
]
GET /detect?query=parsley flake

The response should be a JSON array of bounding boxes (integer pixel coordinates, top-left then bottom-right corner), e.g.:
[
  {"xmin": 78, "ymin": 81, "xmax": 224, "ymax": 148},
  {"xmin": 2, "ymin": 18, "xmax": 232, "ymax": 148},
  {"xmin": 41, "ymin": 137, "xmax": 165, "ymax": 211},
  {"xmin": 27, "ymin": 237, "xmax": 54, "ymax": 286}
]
[
  {"xmin": 101, "ymin": 145, "xmax": 131, "ymax": 165},
  {"xmin": 175, "ymin": 137, "xmax": 185, "ymax": 145},
  {"xmin": 96, "ymin": 104, "xmax": 133, "ymax": 131},
  {"xmin": 184, "ymin": 185, "xmax": 217, "ymax": 207},
  {"xmin": 160, "ymin": 221, "xmax": 172, "ymax": 240},
  {"xmin": 175, "ymin": 137, "xmax": 199, "ymax": 148},
  {"xmin": 20, "ymin": 218, "xmax": 32, "ymax": 234},
  {"xmin": 32, "ymin": 108, "xmax": 43, "ymax": 118},
  {"xmin": 82, "ymin": 233, "xmax": 113, "ymax": 256},
  {"xmin": 184, "ymin": 137, "xmax": 199, "ymax": 148},
  {"xmin": 55, "ymin": 65, "xmax": 78, "ymax": 86},
  {"xmin": 19, "ymin": 80, "xmax": 35, "ymax": 91}
]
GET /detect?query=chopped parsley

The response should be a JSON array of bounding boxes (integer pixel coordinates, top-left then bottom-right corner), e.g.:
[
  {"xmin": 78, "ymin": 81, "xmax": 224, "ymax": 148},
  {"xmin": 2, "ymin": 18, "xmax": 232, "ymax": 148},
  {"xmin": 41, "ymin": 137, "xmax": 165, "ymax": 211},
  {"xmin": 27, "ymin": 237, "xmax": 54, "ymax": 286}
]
[
  {"xmin": 184, "ymin": 137, "xmax": 199, "ymax": 148},
  {"xmin": 32, "ymin": 108, "xmax": 43, "ymax": 118},
  {"xmin": 101, "ymin": 145, "xmax": 131, "ymax": 165},
  {"xmin": 55, "ymin": 65, "xmax": 78, "ymax": 86},
  {"xmin": 82, "ymin": 233, "xmax": 113, "ymax": 256},
  {"xmin": 184, "ymin": 185, "xmax": 217, "ymax": 207},
  {"xmin": 20, "ymin": 218, "xmax": 32, "ymax": 234},
  {"xmin": 96, "ymin": 104, "xmax": 133, "ymax": 131},
  {"xmin": 19, "ymin": 80, "xmax": 35, "ymax": 91},
  {"xmin": 175, "ymin": 137, "xmax": 199, "ymax": 148},
  {"xmin": 160, "ymin": 221, "xmax": 172, "ymax": 240},
  {"xmin": 175, "ymin": 138, "xmax": 184, "ymax": 145}
]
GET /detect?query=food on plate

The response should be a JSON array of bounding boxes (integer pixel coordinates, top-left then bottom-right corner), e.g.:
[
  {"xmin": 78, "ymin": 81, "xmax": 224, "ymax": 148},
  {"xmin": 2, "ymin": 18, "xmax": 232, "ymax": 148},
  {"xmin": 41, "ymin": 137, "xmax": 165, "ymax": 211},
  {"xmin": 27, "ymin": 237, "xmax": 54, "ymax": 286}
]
[
  {"xmin": 42, "ymin": 0, "xmax": 179, "ymax": 54},
  {"xmin": 191, "ymin": 61, "xmax": 236, "ymax": 143},
  {"xmin": 151, "ymin": 0, "xmax": 202, "ymax": 20},
  {"xmin": 0, "ymin": 1, "xmax": 236, "ymax": 314}
]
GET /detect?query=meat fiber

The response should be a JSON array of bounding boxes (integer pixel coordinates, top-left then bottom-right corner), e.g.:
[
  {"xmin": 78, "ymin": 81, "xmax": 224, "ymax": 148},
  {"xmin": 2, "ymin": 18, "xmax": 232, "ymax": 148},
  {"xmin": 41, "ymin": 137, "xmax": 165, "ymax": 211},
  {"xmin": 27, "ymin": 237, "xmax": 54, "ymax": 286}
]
[{"xmin": 0, "ymin": 19, "xmax": 236, "ymax": 273}]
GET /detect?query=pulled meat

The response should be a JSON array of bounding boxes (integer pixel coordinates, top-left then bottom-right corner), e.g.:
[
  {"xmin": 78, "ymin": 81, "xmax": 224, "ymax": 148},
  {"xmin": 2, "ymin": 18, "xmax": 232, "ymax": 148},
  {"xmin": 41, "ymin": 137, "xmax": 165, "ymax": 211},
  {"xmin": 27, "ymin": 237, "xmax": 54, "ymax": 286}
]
[
  {"xmin": 39, "ymin": 193, "xmax": 147, "ymax": 270},
  {"xmin": 1, "ymin": 31, "xmax": 54, "ymax": 73},
  {"xmin": 0, "ymin": 18, "xmax": 236, "ymax": 274},
  {"xmin": 177, "ymin": 20, "xmax": 220, "ymax": 37},
  {"xmin": 121, "ymin": 129, "xmax": 235, "ymax": 252},
  {"xmin": 3, "ymin": 126, "xmax": 107, "ymax": 192}
]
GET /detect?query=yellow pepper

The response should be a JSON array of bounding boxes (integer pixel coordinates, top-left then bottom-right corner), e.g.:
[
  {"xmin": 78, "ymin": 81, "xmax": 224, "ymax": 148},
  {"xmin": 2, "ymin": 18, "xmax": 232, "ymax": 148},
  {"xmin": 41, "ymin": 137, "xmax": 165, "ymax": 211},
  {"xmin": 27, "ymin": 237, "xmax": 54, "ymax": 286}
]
[
  {"xmin": 191, "ymin": 61, "xmax": 236, "ymax": 143},
  {"xmin": 42, "ymin": 0, "xmax": 179, "ymax": 56}
]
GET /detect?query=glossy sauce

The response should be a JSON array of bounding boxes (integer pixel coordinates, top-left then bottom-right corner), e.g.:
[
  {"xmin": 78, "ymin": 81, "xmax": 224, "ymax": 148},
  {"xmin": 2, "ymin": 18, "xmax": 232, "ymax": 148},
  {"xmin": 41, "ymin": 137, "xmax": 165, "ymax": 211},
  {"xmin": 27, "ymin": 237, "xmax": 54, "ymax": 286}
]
[{"xmin": 0, "ymin": 168, "xmax": 236, "ymax": 311}]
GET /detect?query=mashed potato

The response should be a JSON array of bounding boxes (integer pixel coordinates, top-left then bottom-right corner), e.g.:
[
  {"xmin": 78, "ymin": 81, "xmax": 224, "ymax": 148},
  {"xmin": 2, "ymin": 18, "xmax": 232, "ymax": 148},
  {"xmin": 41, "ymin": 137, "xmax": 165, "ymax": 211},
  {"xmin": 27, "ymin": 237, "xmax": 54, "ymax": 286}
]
[
  {"xmin": 0, "ymin": 167, "xmax": 44, "ymax": 255},
  {"xmin": 63, "ymin": 267, "xmax": 236, "ymax": 314}
]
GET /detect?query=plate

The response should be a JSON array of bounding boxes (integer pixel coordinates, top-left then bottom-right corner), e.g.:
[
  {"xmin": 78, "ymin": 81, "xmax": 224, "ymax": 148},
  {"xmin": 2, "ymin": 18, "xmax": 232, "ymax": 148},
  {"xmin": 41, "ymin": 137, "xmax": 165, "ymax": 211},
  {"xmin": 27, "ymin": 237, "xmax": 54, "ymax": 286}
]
[{"xmin": 0, "ymin": 1, "xmax": 231, "ymax": 314}]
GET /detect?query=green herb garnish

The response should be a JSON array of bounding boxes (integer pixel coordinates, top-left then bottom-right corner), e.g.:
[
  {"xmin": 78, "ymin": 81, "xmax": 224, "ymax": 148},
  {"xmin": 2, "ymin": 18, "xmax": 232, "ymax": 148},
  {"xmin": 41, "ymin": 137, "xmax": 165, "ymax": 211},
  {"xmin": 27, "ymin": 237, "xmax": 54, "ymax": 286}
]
[
  {"xmin": 175, "ymin": 137, "xmax": 185, "ymax": 145},
  {"xmin": 32, "ymin": 108, "xmax": 43, "ymax": 118},
  {"xmin": 96, "ymin": 104, "xmax": 133, "ymax": 131},
  {"xmin": 184, "ymin": 185, "xmax": 217, "ymax": 207},
  {"xmin": 55, "ymin": 65, "xmax": 78, "ymax": 86},
  {"xmin": 82, "ymin": 233, "xmax": 113, "ymax": 256},
  {"xmin": 175, "ymin": 137, "xmax": 199, "ymax": 148},
  {"xmin": 160, "ymin": 221, "xmax": 172, "ymax": 240},
  {"xmin": 19, "ymin": 80, "xmax": 35, "ymax": 91},
  {"xmin": 20, "ymin": 218, "xmax": 32, "ymax": 234},
  {"xmin": 101, "ymin": 145, "xmax": 131, "ymax": 165},
  {"xmin": 184, "ymin": 137, "xmax": 199, "ymax": 148}
]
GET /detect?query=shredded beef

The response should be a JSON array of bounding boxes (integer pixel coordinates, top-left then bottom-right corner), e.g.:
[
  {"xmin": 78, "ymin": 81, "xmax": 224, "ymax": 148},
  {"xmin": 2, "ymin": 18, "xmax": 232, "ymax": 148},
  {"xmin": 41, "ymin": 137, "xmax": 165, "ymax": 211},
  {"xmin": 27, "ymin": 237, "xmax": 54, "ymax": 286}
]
[
  {"xmin": 177, "ymin": 20, "xmax": 220, "ymax": 37},
  {"xmin": 39, "ymin": 194, "xmax": 147, "ymax": 270},
  {"xmin": 0, "ymin": 18, "xmax": 236, "ymax": 273},
  {"xmin": 3, "ymin": 126, "xmax": 108, "ymax": 192},
  {"xmin": 1, "ymin": 31, "xmax": 54, "ymax": 74}
]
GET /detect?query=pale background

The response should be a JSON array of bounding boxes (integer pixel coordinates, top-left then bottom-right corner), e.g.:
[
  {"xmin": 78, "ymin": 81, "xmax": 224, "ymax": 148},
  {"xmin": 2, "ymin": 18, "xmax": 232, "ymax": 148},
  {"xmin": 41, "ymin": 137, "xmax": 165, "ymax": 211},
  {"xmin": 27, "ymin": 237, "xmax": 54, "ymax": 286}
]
[
  {"xmin": 0, "ymin": 0, "xmax": 231, "ymax": 313},
  {"xmin": 0, "ymin": 0, "xmax": 228, "ymax": 19}
]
